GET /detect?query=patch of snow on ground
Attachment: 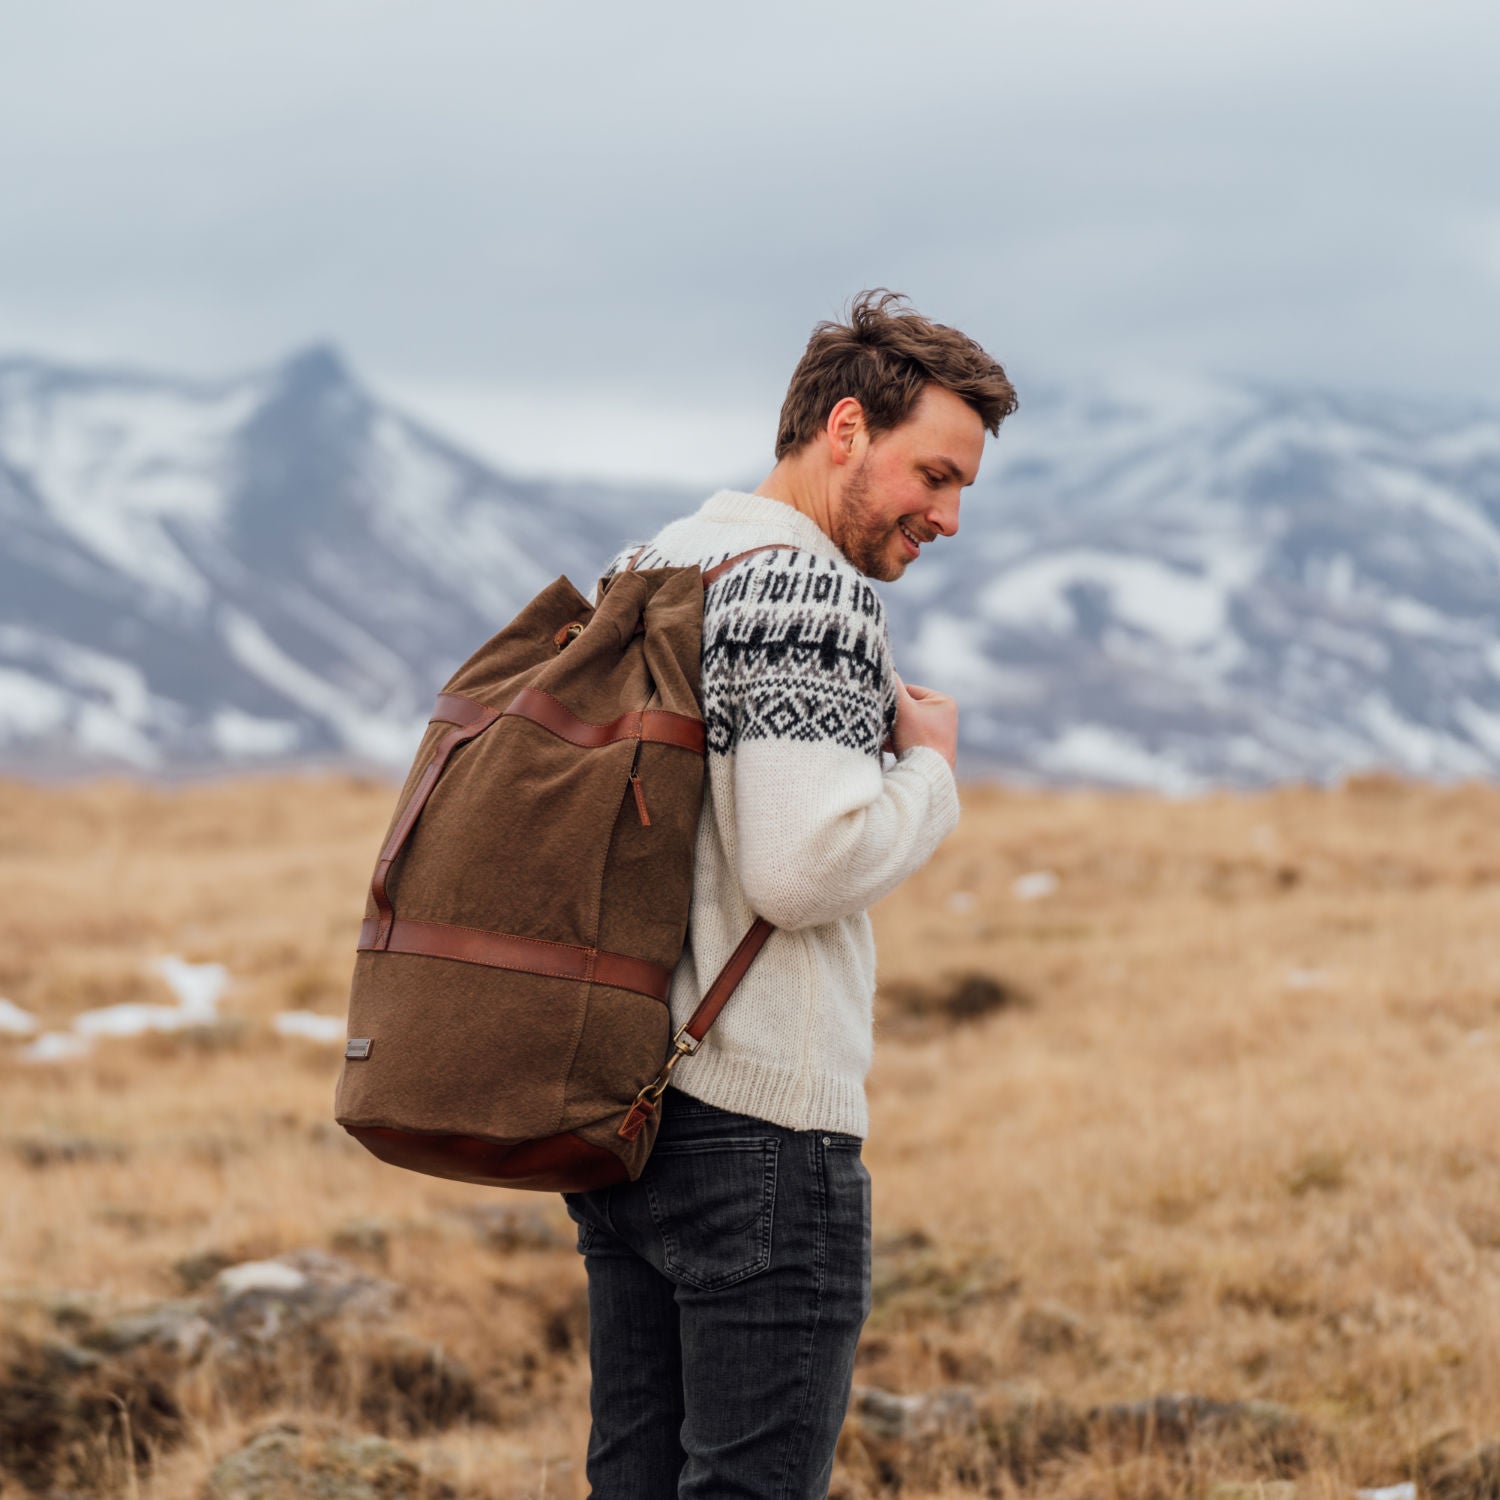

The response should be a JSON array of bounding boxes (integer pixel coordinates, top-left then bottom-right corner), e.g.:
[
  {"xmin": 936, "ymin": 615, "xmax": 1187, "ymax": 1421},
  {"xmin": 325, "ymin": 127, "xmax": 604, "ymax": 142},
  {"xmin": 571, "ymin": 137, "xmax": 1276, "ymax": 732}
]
[
  {"xmin": 73, "ymin": 1002, "xmax": 202, "ymax": 1037},
  {"xmin": 0, "ymin": 998, "xmax": 39, "ymax": 1035},
  {"xmin": 73, "ymin": 955, "xmax": 229, "ymax": 1038},
  {"xmin": 1284, "ymin": 968, "xmax": 1332, "ymax": 989},
  {"xmin": 1355, "ymin": 1483, "xmax": 1417, "ymax": 1500},
  {"xmin": 273, "ymin": 1010, "xmax": 346, "ymax": 1043},
  {"xmin": 19, "ymin": 1031, "xmax": 94, "ymax": 1064},
  {"xmin": 1012, "ymin": 871, "xmax": 1059, "ymax": 901},
  {"xmin": 154, "ymin": 956, "xmax": 230, "ymax": 1017},
  {"xmin": 216, "ymin": 1260, "xmax": 308, "ymax": 1295}
]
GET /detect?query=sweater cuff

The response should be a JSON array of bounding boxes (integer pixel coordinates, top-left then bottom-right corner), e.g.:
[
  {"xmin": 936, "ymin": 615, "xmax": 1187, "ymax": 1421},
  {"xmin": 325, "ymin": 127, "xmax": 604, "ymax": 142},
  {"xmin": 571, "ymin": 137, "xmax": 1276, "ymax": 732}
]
[{"xmin": 894, "ymin": 744, "xmax": 961, "ymax": 840}]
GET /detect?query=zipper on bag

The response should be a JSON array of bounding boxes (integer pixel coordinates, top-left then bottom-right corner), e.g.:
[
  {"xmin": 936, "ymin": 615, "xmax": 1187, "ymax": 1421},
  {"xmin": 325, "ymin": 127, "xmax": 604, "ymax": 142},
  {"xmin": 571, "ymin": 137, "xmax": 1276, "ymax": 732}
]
[{"xmin": 627, "ymin": 735, "xmax": 651, "ymax": 826}]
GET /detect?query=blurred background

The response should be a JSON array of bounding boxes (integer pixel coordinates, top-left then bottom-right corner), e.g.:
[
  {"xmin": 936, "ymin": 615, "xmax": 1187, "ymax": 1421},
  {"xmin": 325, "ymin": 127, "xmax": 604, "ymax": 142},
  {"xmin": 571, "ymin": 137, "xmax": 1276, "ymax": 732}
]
[
  {"xmin": 4, "ymin": 0, "xmax": 1499, "ymax": 789},
  {"xmin": 4, "ymin": 6, "xmax": 1500, "ymax": 1500}
]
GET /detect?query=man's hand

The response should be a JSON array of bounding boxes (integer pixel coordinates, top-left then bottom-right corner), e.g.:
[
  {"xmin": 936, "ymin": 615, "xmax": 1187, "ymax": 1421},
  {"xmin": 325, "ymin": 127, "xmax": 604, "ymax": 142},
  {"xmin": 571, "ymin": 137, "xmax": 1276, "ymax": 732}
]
[{"xmin": 890, "ymin": 671, "xmax": 958, "ymax": 771}]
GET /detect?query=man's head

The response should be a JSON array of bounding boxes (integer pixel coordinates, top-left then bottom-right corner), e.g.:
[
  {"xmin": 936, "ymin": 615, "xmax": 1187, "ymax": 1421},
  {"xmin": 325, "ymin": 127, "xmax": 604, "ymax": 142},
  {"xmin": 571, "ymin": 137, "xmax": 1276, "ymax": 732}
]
[{"xmin": 769, "ymin": 290, "xmax": 1016, "ymax": 581}]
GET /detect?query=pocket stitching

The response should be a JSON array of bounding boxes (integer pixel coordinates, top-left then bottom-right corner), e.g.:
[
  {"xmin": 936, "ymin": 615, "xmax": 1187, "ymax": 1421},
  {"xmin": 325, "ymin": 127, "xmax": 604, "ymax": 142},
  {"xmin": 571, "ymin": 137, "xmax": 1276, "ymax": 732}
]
[{"xmin": 645, "ymin": 1138, "xmax": 779, "ymax": 1291}]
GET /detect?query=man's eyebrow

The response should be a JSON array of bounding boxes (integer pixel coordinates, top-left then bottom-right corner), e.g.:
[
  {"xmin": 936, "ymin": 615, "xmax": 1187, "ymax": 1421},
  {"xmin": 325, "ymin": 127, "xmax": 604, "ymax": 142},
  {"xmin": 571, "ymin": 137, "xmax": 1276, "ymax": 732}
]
[{"xmin": 926, "ymin": 455, "xmax": 972, "ymax": 484}]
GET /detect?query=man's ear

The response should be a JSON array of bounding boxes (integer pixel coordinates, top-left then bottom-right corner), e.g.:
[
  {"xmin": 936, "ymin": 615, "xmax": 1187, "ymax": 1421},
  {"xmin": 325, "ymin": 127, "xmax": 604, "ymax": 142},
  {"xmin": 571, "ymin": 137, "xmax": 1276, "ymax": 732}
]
[{"xmin": 824, "ymin": 396, "xmax": 865, "ymax": 468}]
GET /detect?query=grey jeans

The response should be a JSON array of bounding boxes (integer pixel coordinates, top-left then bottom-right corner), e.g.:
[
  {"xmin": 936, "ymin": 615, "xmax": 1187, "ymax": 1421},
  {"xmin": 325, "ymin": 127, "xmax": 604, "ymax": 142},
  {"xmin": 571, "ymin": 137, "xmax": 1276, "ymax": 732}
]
[{"xmin": 561, "ymin": 1086, "xmax": 873, "ymax": 1499}]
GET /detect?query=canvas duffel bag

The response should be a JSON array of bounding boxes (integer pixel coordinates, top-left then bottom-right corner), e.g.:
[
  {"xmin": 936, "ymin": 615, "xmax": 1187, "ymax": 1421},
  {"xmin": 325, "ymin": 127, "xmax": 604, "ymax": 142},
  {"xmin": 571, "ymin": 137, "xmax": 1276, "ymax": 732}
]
[{"xmin": 332, "ymin": 542, "xmax": 794, "ymax": 1191}]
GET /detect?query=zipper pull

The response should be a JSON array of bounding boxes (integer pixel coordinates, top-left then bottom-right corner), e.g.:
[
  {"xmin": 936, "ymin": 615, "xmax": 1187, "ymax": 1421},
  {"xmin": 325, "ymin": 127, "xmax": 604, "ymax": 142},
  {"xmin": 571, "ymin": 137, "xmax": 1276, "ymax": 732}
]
[{"xmin": 630, "ymin": 770, "xmax": 651, "ymax": 826}]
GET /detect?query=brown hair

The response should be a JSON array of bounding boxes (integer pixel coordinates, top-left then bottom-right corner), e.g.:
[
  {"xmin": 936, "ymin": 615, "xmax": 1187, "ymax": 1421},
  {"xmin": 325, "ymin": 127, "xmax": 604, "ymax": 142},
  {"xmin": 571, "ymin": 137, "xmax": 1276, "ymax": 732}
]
[{"xmin": 774, "ymin": 288, "xmax": 1017, "ymax": 460}]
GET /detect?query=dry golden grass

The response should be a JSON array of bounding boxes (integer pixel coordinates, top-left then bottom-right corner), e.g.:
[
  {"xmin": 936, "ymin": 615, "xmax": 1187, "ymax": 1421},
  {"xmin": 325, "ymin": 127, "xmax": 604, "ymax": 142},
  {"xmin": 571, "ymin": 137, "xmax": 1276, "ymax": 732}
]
[{"xmin": 3, "ymin": 767, "xmax": 1500, "ymax": 1497}]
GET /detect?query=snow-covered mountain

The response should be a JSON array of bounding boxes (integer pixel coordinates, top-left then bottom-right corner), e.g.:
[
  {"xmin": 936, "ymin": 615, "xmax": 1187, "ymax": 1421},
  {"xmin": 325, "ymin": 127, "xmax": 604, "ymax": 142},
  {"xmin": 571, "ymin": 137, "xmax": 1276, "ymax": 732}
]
[
  {"xmin": 896, "ymin": 374, "xmax": 1500, "ymax": 789},
  {"xmin": 0, "ymin": 345, "xmax": 690, "ymax": 777},
  {"xmin": 1, "ymin": 346, "xmax": 1498, "ymax": 790}
]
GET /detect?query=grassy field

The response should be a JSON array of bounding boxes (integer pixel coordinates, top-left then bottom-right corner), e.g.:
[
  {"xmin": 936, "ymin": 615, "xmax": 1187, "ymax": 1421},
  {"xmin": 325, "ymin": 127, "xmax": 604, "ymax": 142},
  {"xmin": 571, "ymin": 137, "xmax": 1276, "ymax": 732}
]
[{"xmin": 3, "ymin": 768, "xmax": 1500, "ymax": 1498}]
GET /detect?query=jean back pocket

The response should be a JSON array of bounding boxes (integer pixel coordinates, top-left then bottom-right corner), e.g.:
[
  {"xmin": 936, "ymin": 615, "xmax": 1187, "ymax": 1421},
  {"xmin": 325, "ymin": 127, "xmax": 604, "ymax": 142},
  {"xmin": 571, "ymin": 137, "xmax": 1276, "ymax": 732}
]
[{"xmin": 644, "ymin": 1137, "xmax": 779, "ymax": 1291}]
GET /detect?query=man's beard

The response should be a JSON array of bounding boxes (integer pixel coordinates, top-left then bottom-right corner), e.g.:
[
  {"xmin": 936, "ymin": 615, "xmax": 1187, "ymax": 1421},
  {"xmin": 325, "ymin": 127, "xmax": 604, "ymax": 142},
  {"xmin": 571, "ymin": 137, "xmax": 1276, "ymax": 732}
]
[{"xmin": 834, "ymin": 456, "xmax": 908, "ymax": 581}]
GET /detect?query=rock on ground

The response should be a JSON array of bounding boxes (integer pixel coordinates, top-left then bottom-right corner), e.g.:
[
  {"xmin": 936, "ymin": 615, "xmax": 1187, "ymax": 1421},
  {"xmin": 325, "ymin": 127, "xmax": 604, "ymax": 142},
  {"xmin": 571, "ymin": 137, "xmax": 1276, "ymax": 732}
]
[{"xmin": 202, "ymin": 1420, "xmax": 453, "ymax": 1500}]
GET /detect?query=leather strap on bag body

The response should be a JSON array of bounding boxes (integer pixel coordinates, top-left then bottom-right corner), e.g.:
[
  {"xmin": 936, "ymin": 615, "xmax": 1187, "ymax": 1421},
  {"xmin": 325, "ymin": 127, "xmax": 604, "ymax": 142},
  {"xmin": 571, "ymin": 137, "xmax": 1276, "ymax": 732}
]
[
  {"xmin": 357, "ymin": 915, "xmax": 674, "ymax": 1003},
  {"xmin": 367, "ymin": 694, "xmax": 501, "ymax": 950},
  {"xmin": 495, "ymin": 688, "xmax": 705, "ymax": 754}
]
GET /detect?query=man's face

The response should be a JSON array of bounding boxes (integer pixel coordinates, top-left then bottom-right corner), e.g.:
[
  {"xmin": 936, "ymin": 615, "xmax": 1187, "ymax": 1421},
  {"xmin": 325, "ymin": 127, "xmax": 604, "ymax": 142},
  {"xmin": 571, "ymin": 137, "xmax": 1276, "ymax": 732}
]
[{"xmin": 831, "ymin": 383, "xmax": 986, "ymax": 582}]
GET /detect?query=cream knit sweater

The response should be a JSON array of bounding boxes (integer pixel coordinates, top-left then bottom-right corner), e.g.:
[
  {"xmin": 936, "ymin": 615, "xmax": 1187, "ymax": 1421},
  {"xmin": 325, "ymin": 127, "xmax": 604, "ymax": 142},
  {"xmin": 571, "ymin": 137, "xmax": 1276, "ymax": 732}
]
[{"xmin": 590, "ymin": 489, "xmax": 961, "ymax": 1138}]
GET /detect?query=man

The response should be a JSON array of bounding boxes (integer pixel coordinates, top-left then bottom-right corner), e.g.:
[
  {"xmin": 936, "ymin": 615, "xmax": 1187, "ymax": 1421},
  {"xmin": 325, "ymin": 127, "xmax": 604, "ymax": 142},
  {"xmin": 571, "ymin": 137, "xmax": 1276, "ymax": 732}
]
[{"xmin": 563, "ymin": 288, "xmax": 1017, "ymax": 1498}]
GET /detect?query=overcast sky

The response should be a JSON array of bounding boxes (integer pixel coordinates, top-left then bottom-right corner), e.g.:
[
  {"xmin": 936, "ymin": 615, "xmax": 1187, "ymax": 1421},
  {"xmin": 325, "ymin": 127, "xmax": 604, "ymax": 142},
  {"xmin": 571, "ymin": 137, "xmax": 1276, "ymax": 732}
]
[{"xmin": 3, "ymin": 2, "xmax": 1496, "ymax": 485}]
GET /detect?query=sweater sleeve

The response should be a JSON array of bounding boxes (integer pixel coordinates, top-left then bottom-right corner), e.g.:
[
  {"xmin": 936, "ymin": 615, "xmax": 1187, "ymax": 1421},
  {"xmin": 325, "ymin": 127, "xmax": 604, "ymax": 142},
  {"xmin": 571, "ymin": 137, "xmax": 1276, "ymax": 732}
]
[{"xmin": 706, "ymin": 559, "xmax": 961, "ymax": 931}]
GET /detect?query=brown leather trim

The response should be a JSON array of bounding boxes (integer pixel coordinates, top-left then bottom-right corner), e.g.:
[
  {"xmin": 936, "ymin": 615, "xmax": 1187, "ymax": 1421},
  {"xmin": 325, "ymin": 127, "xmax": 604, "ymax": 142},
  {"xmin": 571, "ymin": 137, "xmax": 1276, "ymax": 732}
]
[
  {"xmin": 345, "ymin": 1123, "xmax": 630, "ymax": 1191},
  {"xmin": 616, "ymin": 1096, "xmax": 656, "ymax": 1142},
  {"xmin": 369, "ymin": 699, "xmax": 502, "ymax": 949},
  {"xmin": 680, "ymin": 915, "xmax": 775, "ymax": 1043},
  {"xmin": 430, "ymin": 691, "xmax": 495, "ymax": 728},
  {"xmin": 625, "ymin": 542, "xmax": 650, "ymax": 572},
  {"xmin": 357, "ymin": 916, "xmax": 673, "ymax": 1004},
  {"xmin": 503, "ymin": 686, "xmax": 705, "ymax": 754}
]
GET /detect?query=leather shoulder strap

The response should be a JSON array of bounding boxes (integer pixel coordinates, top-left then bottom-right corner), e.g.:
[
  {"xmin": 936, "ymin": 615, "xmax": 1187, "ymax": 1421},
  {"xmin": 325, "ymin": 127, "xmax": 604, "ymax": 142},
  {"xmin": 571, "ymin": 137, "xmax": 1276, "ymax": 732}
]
[
  {"xmin": 680, "ymin": 917, "xmax": 775, "ymax": 1043},
  {"xmin": 700, "ymin": 543, "xmax": 800, "ymax": 587},
  {"xmin": 625, "ymin": 542, "xmax": 801, "ymax": 586}
]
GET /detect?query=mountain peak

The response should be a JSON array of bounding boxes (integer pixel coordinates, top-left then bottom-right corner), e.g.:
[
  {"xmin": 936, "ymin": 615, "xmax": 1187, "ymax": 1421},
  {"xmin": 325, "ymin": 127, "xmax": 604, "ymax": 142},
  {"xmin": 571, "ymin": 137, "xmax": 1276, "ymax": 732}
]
[{"xmin": 273, "ymin": 342, "xmax": 354, "ymax": 395}]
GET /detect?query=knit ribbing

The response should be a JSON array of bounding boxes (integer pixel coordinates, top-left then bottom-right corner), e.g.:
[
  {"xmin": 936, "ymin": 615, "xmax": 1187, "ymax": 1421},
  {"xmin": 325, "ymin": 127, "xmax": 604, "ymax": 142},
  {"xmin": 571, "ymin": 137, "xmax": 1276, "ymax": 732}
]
[{"xmin": 592, "ymin": 489, "xmax": 961, "ymax": 1137}]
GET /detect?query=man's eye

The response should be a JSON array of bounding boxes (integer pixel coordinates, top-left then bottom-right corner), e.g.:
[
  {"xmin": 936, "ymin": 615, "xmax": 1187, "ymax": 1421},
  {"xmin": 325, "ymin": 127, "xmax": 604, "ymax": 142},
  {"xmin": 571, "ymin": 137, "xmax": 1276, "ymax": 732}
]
[{"xmin": 924, "ymin": 472, "xmax": 943, "ymax": 487}]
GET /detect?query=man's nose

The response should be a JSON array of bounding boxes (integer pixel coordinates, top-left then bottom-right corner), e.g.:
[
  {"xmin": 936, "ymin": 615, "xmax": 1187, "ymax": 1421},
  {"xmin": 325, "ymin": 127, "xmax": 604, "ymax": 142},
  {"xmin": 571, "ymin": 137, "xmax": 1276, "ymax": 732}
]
[{"xmin": 925, "ymin": 493, "xmax": 960, "ymax": 538}]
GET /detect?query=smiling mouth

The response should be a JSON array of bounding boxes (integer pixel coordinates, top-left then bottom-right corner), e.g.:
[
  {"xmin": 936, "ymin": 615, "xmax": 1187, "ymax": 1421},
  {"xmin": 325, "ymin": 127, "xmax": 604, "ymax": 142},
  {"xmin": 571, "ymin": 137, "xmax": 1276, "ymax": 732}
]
[{"xmin": 898, "ymin": 522, "xmax": 923, "ymax": 557}]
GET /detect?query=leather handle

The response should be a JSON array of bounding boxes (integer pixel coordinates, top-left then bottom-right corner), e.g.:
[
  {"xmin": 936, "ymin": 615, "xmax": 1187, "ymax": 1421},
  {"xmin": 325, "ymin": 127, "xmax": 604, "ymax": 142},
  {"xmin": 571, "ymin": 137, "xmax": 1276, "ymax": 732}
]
[{"xmin": 368, "ymin": 692, "xmax": 501, "ymax": 950}]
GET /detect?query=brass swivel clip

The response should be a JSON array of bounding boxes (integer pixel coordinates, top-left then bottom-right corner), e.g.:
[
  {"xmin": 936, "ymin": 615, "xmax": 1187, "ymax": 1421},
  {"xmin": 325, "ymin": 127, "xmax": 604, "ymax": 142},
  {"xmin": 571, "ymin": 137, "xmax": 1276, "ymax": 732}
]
[{"xmin": 633, "ymin": 1027, "xmax": 700, "ymax": 1108}]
